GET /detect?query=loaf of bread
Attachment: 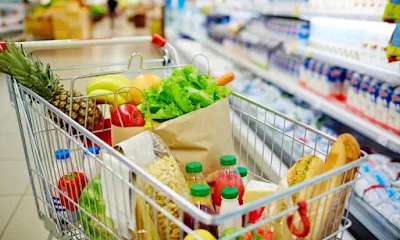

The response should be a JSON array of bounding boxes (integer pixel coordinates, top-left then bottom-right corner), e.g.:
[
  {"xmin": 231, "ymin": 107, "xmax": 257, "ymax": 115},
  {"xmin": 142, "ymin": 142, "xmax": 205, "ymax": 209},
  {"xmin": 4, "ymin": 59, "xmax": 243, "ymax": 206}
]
[
  {"xmin": 266, "ymin": 155, "xmax": 324, "ymax": 240},
  {"xmin": 307, "ymin": 133, "xmax": 360, "ymax": 239}
]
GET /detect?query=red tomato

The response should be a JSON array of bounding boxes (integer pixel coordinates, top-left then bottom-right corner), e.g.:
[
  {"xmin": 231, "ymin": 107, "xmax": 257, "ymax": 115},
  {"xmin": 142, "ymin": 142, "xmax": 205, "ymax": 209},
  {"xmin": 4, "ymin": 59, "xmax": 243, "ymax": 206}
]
[{"xmin": 111, "ymin": 104, "xmax": 144, "ymax": 127}]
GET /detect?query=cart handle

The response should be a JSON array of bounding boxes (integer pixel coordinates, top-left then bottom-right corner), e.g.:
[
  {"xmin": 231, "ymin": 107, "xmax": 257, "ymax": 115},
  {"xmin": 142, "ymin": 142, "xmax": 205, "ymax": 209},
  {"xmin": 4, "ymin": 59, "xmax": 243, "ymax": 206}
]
[
  {"xmin": 2, "ymin": 35, "xmax": 166, "ymax": 51},
  {"xmin": 0, "ymin": 34, "xmax": 179, "ymax": 66}
]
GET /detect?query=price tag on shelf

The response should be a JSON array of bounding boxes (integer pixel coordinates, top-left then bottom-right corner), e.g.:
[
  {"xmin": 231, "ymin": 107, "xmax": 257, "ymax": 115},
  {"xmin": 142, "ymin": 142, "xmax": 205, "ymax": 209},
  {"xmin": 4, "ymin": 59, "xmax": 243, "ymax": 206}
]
[{"xmin": 292, "ymin": 6, "xmax": 300, "ymax": 17}]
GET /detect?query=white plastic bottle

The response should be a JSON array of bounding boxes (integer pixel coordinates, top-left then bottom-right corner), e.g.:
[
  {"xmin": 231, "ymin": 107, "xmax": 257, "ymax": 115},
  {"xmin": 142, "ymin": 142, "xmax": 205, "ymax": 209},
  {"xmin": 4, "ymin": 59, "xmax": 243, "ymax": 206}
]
[
  {"xmin": 53, "ymin": 149, "xmax": 77, "ymax": 229},
  {"xmin": 83, "ymin": 146, "xmax": 102, "ymax": 182},
  {"xmin": 219, "ymin": 187, "xmax": 242, "ymax": 236}
]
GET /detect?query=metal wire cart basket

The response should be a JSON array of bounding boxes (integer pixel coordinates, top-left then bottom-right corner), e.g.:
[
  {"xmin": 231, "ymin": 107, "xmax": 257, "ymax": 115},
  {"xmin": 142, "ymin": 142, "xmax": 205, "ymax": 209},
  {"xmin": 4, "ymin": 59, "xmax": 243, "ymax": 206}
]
[{"xmin": 5, "ymin": 36, "xmax": 367, "ymax": 240}]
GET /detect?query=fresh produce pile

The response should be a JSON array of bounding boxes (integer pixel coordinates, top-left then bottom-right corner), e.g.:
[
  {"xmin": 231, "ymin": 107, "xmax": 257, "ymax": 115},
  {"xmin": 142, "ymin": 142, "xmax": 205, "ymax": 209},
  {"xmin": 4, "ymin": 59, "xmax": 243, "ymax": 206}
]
[{"xmin": 137, "ymin": 65, "xmax": 231, "ymax": 121}]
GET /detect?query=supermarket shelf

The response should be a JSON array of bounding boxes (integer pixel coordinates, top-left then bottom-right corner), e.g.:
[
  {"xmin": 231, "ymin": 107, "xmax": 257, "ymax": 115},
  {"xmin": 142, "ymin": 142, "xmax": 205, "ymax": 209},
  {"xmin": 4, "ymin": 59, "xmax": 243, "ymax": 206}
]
[
  {"xmin": 0, "ymin": 24, "xmax": 24, "ymax": 35},
  {"xmin": 215, "ymin": 5, "xmax": 384, "ymax": 22},
  {"xmin": 175, "ymin": 29, "xmax": 400, "ymax": 154},
  {"xmin": 294, "ymin": 45, "xmax": 400, "ymax": 85},
  {"xmin": 348, "ymin": 195, "xmax": 400, "ymax": 240},
  {"xmin": 245, "ymin": 26, "xmax": 400, "ymax": 84}
]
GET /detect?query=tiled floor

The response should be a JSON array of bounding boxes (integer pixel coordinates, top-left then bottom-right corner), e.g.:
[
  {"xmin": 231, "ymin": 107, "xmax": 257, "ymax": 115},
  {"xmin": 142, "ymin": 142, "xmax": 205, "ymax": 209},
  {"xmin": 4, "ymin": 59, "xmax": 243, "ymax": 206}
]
[{"xmin": 0, "ymin": 16, "xmax": 358, "ymax": 240}]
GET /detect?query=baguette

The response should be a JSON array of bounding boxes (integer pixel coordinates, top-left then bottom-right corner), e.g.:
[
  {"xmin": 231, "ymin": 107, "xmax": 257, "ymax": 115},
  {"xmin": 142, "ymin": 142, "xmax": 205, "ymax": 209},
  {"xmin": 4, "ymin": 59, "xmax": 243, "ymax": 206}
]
[
  {"xmin": 267, "ymin": 155, "xmax": 324, "ymax": 240},
  {"xmin": 308, "ymin": 134, "xmax": 360, "ymax": 239}
]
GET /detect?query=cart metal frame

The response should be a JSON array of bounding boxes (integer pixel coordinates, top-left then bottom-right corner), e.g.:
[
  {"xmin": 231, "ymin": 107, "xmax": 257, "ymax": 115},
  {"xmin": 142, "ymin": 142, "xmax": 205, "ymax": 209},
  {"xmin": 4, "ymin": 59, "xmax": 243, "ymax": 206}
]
[{"xmin": 6, "ymin": 36, "xmax": 367, "ymax": 240}]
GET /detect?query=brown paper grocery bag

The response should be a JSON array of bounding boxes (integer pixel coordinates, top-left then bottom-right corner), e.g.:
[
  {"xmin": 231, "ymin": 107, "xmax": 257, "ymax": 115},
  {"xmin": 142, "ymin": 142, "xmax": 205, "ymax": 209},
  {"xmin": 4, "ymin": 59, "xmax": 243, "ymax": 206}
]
[{"xmin": 111, "ymin": 98, "xmax": 234, "ymax": 177}]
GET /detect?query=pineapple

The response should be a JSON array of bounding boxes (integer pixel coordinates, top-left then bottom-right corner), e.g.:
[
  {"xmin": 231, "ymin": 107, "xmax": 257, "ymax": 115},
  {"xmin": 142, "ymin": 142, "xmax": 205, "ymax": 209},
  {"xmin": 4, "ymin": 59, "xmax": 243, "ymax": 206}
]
[{"xmin": 0, "ymin": 41, "xmax": 102, "ymax": 131}]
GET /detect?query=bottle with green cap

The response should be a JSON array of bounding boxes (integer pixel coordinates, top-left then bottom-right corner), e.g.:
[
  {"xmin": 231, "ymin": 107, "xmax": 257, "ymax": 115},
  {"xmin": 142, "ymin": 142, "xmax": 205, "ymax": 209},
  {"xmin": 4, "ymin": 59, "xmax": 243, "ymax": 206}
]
[
  {"xmin": 185, "ymin": 162, "xmax": 207, "ymax": 189},
  {"xmin": 183, "ymin": 184, "xmax": 218, "ymax": 238},
  {"xmin": 219, "ymin": 187, "xmax": 242, "ymax": 235},
  {"xmin": 213, "ymin": 155, "xmax": 244, "ymax": 212},
  {"xmin": 237, "ymin": 166, "xmax": 248, "ymax": 187}
]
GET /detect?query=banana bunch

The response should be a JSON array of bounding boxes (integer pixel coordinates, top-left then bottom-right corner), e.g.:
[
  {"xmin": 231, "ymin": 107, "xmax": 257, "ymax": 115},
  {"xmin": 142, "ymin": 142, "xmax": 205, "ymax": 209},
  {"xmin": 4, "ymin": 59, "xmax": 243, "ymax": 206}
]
[{"xmin": 86, "ymin": 75, "xmax": 132, "ymax": 105}]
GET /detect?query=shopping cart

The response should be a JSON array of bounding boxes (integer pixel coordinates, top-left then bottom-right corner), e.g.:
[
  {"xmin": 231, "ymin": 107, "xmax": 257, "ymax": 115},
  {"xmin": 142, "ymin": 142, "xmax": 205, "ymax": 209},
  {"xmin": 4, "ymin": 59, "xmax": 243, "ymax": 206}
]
[{"xmin": 5, "ymin": 36, "xmax": 367, "ymax": 240}]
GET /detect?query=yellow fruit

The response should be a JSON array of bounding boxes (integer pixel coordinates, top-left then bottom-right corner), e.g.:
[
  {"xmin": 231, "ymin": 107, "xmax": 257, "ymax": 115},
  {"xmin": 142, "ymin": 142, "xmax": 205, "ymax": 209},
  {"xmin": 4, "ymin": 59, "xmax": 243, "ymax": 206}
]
[
  {"xmin": 86, "ymin": 75, "xmax": 132, "ymax": 95},
  {"xmin": 88, "ymin": 89, "xmax": 128, "ymax": 105},
  {"xmin": 130, "ymin": 73, "xmax": 162, "ymax": 105},
  {"xmin": 184, "ymin": 230, "xmax": 216, "ymax": 240}
]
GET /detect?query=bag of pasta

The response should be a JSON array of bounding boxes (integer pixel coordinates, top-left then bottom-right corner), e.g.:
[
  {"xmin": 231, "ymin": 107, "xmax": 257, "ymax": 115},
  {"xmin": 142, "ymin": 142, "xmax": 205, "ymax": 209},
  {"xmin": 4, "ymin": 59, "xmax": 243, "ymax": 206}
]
[{"xmin": 118, "ymin": 131, "xmax": 189, "ymax": 240}]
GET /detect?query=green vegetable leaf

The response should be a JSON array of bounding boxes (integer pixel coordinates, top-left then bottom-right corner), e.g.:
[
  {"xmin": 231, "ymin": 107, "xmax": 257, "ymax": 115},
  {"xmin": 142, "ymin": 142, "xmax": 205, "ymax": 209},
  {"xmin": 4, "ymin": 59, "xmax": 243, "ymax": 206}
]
[
  {"xmin": 151, "ymin": 103, "xmax": 184, "ymax": 120},
  {"xmin": 215, "ymin": 86, "xmax": 232, "ymax": 100},
  {"xmin": 170, "ymin": 82, "xmax": 195, "ymax": 113},
  {"xmin": 182, "ymin": 65, "xmax": 202, "ymax": 89},
  {"xmin": 185, "ymin": 86, "xmax": 214, "ymax": 108}
]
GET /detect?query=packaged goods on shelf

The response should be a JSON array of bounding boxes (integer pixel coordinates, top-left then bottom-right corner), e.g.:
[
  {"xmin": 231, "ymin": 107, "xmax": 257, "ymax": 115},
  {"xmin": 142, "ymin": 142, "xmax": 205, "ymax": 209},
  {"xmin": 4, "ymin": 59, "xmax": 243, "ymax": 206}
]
[
  {"xmin": 309, "ymin": 17, "xmax": 395, "ymax": 68},
  {"xmin": 300, "ymin": 56, "xmax": 400, "ymax": 135},
  {"xmin": 355, "ymin": 154, "xmax": 400, "ymax": 228},
  {"xmin": 270, "ymin": 51, "xmax": 301, "ymax": 77}
]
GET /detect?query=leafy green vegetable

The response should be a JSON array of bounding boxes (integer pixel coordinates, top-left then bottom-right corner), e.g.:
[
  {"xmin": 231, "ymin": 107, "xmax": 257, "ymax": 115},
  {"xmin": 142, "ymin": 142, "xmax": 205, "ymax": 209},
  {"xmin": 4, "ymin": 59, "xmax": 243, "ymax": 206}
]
[
  {"xmin": 79, "ymin": 175, "xmax": 117, "ymax": 240},
  {"xmin": 141, "ymin": 65, "xmax": 231, "ymax": 120}
]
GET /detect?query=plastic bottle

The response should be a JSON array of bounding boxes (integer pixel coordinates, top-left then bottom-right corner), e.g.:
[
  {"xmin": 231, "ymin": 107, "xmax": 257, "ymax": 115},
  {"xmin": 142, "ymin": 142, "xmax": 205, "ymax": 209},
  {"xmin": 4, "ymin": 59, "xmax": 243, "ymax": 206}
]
[
  {"xmin": 186, "ymin": 162, "xmax": 206, "ymax": 187},
  {"xmin": 237, "ymin": 167, "xmax": 249, "ymax": 187},
  {"xmin": 219, "ymin": 187, "xmax": 242, "ymax": 236},
  {"xmin": 213, "ymin": 155, "xmax": 244, "ymax": 212},
  {"xmin": 83, "ymin": 146, "xmax": 102, "ymax": 182},
  {"xmin": 183, "ymin": 184, "xmax": 218, "ymax": 238},
  {"xmin": 53, "ymin": 149, "xmax": 77, "ymax": 229}
]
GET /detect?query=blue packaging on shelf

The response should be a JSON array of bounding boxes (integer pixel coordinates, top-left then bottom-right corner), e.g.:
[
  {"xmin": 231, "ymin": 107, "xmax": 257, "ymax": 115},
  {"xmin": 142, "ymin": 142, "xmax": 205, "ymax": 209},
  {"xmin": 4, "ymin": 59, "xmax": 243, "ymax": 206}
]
[{"xmin": 367, "ymin": 78, "xmax": 382, "ymax": 118}]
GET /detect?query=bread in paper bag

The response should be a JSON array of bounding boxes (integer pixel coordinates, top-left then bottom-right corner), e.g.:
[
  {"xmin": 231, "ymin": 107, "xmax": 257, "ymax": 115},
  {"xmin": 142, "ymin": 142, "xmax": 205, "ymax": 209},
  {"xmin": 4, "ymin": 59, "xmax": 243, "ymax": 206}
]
[
  {"xmin": 265, "ymin": 155, "xmax": 324, "ymax": 239},
  {"xmin": 118, "ymin": 131, "xmax": 189, "ymax": 240},
  {"xmin": 307, "ymin": 134, "xmax": 360, "ymax": 239}
]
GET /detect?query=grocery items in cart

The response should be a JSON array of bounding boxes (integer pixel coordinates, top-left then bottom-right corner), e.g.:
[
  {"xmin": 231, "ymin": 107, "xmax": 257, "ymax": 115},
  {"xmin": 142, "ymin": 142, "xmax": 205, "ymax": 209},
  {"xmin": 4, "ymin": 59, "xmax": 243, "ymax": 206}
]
[
  {"xmin": 243, "ymin": 180, "xmax": 278, "ymax": 224},
  {"xmin": 183, "ymin": 184, "xmax": 218, "ymax": 238},
  {"xmin": 53, "ymin": 149, "xmax": 79, "ymax": 229},
  {"xmin": 0, "ymin": 42, "xmax": 103, "ymax": 132},
  {"xmin": 83, "ymin": 146, "xmax": 102, "ymax": 182},
  {"xmin": 185, "ymin": 162, "xmax": 208, "ymax": 189},
  {"xmin": 355, "ymin": 153, "xmax": 400, "ymax": 228},
  {"xmin": 5, "ymin": 36, "xmax": 368, "ymax": 240},
  {"xmin": 219, "ymin": 187, "xmax": 242, "ymax": 236},
  {"xmin": 213, "ymin": 155, "xmax": 245, "ymax": 211},
  {"xmin": 238, "ymin": 167, "xmax": 249, "ymax": 187},
  {"xmin": 266, "ymin": 134, "xmax": 361, "ymax": 239}
]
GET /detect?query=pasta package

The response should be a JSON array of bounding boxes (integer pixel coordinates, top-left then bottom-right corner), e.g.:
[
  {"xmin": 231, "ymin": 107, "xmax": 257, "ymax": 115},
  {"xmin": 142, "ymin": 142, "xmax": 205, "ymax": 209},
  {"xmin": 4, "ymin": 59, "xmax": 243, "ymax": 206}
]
[{"xmin": 118, "ymin": 131, "xmax": 189, "ymax": 240}]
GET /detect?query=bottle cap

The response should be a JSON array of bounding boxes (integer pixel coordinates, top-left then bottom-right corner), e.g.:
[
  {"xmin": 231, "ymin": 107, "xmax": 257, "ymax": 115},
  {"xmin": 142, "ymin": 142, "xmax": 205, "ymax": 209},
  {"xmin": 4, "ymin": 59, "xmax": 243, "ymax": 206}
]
[
  {"xmin": 220, "ymin": 155, "xmax": 236, "ymax": 166},
  {"xmin": 221, "ymin": 187, "xmax": 238, "ymax": 199},
  {"xmin": 190, "ymin": 184, "xmax": 210, "ymax": 197},
  {"xmin": 238, "ymin": 167, "xmax": 248, "ymax": 177},
  {"xmin": 55, "ymin": 149, "xmax": 70, "ymax": 160},
  {"xmin": 185, "ymin": 162, "xmax": 203, "ymax": 173},
  {"xmin": 85, "ymin": 146, "xmax": 100, "ymax": 155}
]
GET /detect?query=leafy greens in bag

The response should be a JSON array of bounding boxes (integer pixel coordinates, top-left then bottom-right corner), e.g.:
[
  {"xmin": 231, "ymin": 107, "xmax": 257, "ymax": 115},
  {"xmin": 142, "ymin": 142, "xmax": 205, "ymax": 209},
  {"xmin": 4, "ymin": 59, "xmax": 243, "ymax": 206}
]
[{"xmin": 138, "ymin": 65, "xmax": 231, "ymax": 120}]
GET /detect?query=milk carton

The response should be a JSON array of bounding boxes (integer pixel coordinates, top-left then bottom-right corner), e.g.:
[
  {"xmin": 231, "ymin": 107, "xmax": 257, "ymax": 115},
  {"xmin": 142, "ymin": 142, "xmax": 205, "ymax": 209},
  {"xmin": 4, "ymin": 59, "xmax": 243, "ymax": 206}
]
[
  {"xmin": 358, "ymin": 75, "xmax": 372, "ymax": 113},
  {"xmin": 327, "ymin": 67, "xmax": 346, "ymax": 98},
  {"xmin": 388, "ymin": 86, "xmax": 400, "ymax": 130},
  {"xmin": 348, "ymin": 73, "xmax": 362, "ymax": 108},
  {"xmin": 367, "ymin": 79, "xmax": 382, "ymax": 119},
  {"xmin": 376, "ymin": 83, "xmax": 394, "ymax": 125}
]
